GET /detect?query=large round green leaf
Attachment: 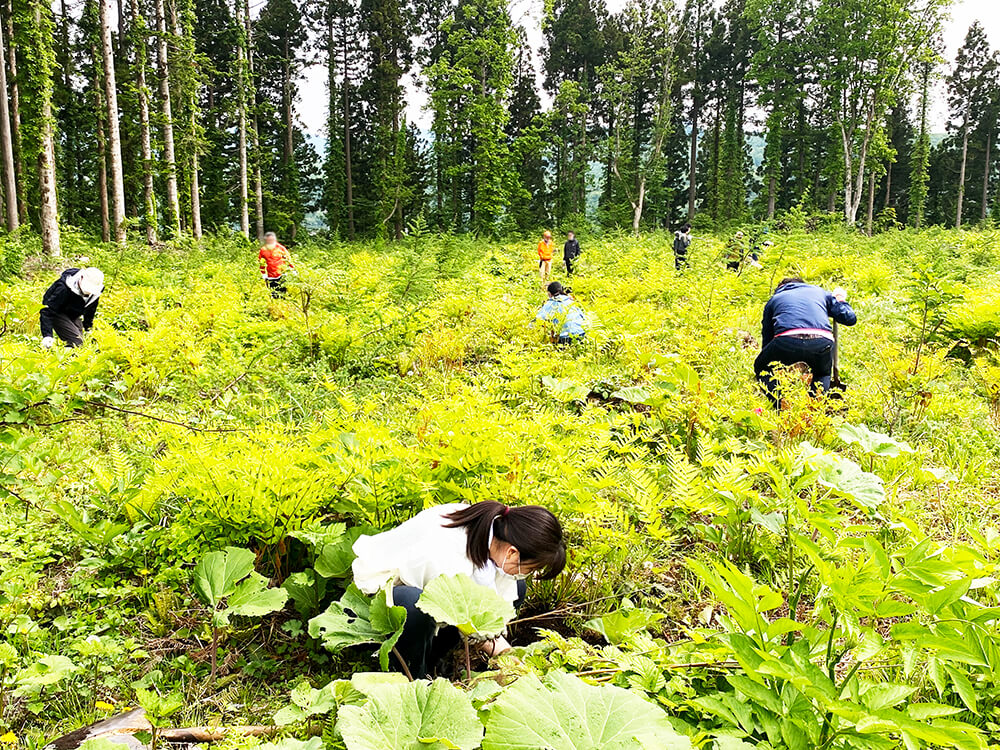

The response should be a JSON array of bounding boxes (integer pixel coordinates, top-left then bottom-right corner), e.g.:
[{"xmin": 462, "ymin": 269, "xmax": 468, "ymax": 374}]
[
  {"xmin": 193, "ymin": 546, "xmax": 256, "ymax": 608},
  {"xmin": 416, "ymin": 574, "xmax": 514, "ymax": 638},
  {"xmin": 337, "ymin": 678, "xmax": 483, "ymax": 750},
  {"xmin": 482, "ymin": 671, "xmax": 692, "ymax": 750}
]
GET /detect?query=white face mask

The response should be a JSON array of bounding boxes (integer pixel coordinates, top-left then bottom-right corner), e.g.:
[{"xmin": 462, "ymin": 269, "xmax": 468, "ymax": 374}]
[{"xmin": 500, "ymin": 550, "xmax": 529, "ymax": 581}]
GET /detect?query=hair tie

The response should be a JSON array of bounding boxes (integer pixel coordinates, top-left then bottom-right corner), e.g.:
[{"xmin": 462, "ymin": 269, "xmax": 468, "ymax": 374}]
[{"xmin": 501, "ymin": 505, "xmax": 510, "ymax": 518}]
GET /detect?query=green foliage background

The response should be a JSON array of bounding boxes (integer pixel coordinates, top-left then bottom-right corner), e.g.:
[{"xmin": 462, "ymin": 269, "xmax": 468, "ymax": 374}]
[{"xmin": 3, "ymin": 226, "xmax": 1000, "ymax": 748}]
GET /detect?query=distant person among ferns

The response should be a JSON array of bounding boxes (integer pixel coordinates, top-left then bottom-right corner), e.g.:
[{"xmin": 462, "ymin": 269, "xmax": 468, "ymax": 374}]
[
  {"xmin": 536, "ymin": 230, "xmax": 554, "ymax": 284},
  {"xmin": 258, "ymin": 232, "xmax": 295, "ymax": 298},
  {"xmin": 563, "ymin": 231, "xmax": 581, "ymax": 275},
  {"xmin": 40, "ymin": 266, "xmax": 104, "ymax": 349}
]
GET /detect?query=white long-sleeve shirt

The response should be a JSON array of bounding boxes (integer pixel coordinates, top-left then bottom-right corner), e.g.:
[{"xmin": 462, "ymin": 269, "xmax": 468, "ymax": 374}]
[{"xmin": 351, "ymin": 503, "xmax": 520, "ymax": 606}]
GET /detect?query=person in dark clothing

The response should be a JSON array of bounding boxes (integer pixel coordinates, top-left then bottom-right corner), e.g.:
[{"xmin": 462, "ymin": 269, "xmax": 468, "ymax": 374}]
[
  {"xmin": 39, "ymin": 267, "xmax": 105, "ymax": 349},
  {"xmin": 563, "ymin": 231, "xmax": 581, "ymax": 275},
  {"xmin": 754, "ymin": 278, "xmax": 857, "ymax": 408},
  {"xmin": 673, "ymin": 223, "xmax": 691, "ymax": 269}
]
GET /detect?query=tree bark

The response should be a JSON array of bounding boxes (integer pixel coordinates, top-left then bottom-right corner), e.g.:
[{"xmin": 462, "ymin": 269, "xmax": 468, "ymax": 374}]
[
  {"xmin": 5, "ymin": 0, "xmax": 24, "ymax": 223},
  {"xmin": 982, "ymin": 129, "xmax": 991, "ymax": 223},
  {"xmin": 93, "ymin": 62, "xmax": 110, "ymax": 242},
  {"xmin": 865, "ymin": 169, "xmax": 875, "ymax": 235},
  {"xmin": 155, "ymin": 0, "xmax": 181, "ymax": 235},
  {"xmin": 956, "ymin": 120, "xmax": 969, "ymax": 229},
  {"xmin": 129, "ymin": 0, "xmax": 156, "ymax": 243},
  {"xmin": 190, "ymin": 118, "xmax": 202, "ymax": 239},
  {"xmin": 100, "ymin": 0, "xmax": 127, "ymax": 243},
  {"xmin": 0, "ymin": 14, "xmax": 18, "ymax": 230},
  {"xmin": 883, "ymin": 161, "xmax": 892, "ymax": 210},
  {"xmin": 31, "ymin": 1, "xmax": 60, "ymax": 255},
  {"xmin": 244, "ymin": 0, "xmax": 263, "ymax": 241},
  {"xmin": 342, "ymin": 13, "xmax": 354, "ymax": 240},
  {"xmin": 236, "ymin": 0, "xmax": 249, "ymax": 239}
]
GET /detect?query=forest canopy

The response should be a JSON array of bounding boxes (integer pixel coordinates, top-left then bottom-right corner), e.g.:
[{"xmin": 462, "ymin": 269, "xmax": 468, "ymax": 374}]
[{"xmin": 0, "ymin": 0, "xmax": 997, "ymax": 252}]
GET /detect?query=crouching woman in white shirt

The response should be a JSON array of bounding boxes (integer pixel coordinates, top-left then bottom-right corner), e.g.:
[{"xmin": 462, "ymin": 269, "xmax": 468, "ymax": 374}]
[{"xmin": 352, "ymin": 501, "xmax": 566, "ymax": 678}]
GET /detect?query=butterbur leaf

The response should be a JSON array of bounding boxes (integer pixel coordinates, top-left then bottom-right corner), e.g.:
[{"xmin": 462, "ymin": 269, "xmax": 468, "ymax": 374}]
[
  {"xmin": 193, "ymin": 547, "xmax": 256, "ymax": 608},
  {"xmin": 309, "ymin": 585, "xmax": 407, "ymax": 671},
  {"xmin": 482, "ymin": 671, "xmax": 692, "ymax": 750},
  {"xmin": 226, "ymin": 571, "xmax": 289, "ymax": 617},
  {"xmin": 315, "ymin": 527, "xmax": 368, "ymax": 578},
  {"xmin": 284, "ymin": 570, "xmax": 327, "ymax": 618},
  {"xmin": 337, "ymin": 678, "xmax": 483, "ymax": 750},
  {"xmin": 798, "ymin": 442, "xmax": 884, "ymax": 511},
  {"xmin": 417, "ymin": 574, "xmax": 514, "ymax": 639},
  {"xmin": 584, "ymin": 607, "xmax": 664, "ymax": 644},
  {"xmin": 273, "ymin": 704, "xmax": 308, "ymax": 726},
  {"xmin": 837, "ymin": 424, "xmax": 914, "ymax": 457},
  {"xmin": 14, "ymin": 655, "xmax": 77, "ymax": 695}
]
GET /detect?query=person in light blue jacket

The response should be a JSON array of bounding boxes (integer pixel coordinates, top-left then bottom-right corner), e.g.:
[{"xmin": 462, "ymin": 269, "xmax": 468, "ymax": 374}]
[{"xmin": 535, "ymin": 282, "xmax": 586, "ymax": 345}]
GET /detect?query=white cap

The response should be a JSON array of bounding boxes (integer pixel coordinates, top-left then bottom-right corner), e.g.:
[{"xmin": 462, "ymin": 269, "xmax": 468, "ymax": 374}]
[{"xmin": 78, "ymin": 267, "xmax": 104, "ymax": 297}]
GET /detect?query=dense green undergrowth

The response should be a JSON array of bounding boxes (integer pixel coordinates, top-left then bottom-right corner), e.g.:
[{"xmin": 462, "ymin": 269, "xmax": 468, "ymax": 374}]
[{"xmin": 2, "ymin": 225, "xmax": 1000, "ymax": 749}]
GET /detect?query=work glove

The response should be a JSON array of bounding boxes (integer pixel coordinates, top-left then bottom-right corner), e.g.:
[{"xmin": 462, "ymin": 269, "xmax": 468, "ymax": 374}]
[
  {"xmin": 832, "ymin": 286, "xmax": 847, "ymax": 302},
  {"xmin": 41, "ymin": 336, "xmax": 54, "ymax": 349}
]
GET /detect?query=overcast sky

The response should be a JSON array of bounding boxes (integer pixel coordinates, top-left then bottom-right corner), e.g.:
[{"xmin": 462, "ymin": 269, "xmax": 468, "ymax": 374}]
[{"xmin": 296, "ymin": 0, "xmax": 1000, "ymax": 138}]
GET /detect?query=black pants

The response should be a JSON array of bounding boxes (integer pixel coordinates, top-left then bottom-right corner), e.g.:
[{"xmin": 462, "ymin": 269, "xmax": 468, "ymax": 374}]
[
  {"xmin": 565, "ymin": 255, "xmax": 576, "ymax": 275},
  {"xmin": 754, "ymin": 335, "xmax": 833, "ymax": 408},
  {"xmin": 266, "ymin": 276, "xmax": 286, "ymax": 298},
  {"xmin": 392, "ymin": 579, "xmax": 526, "ymax": 679},
  {"xmin": 674, "ymin": 249, "xmax": 686, "ymax": 269},
  {"xmin": 52, "ymin": 313, "xmax": 84, "ymax": 347}
]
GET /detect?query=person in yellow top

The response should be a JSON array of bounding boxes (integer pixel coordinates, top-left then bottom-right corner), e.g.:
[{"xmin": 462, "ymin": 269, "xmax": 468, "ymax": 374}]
[{"xmin": 536, "ymin": 230, "xmax": 554, "ymax": 283}]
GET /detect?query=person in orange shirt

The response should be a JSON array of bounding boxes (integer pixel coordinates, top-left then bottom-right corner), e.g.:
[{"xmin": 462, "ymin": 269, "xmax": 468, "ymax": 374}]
[
  {"xmin": 258, "ymin": 232, "xmax": 295, "ymax": 297},
  {"xmin": 536, "ymin": 230, "xmax": 554, "ymax": 283}
]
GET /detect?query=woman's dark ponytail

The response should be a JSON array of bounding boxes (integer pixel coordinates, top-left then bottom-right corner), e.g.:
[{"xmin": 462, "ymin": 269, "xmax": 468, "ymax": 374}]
[{"xmin": 445, "ymin": 501, "xmax": 566, "ymax": 580}]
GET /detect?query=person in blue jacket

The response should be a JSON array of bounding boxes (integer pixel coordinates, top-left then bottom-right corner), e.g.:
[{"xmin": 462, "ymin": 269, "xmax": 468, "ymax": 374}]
[
  {"xmin": 535, "ymin": 282, "xmax": 586, "ymax": 345},
  {"xmin": 754, "ymin": 278, "xmax": 857, "ymax": 407}
]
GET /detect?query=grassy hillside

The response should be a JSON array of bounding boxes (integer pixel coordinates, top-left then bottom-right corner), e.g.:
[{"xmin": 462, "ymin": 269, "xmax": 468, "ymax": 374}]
[{"xmin": 3, "ymin": 225, "xmax": 1000, "ymax": 749}]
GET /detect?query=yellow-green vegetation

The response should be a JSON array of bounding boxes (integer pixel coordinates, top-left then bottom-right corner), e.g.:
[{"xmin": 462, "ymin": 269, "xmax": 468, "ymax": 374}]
[{"xmin": 2, "ymin": 225, "xmax": 1000, "ymax": 749}]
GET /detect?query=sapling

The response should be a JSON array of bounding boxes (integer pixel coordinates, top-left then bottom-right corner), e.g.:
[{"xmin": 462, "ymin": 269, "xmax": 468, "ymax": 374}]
[
  {"xmin": 134, "ymin": 688, "xmax": 183, "ymax": 750},
  {"xmin": 415, "ymin": 574, "xmax": 515, "ymax": 681},
  {"xmin": 192, "ymin": 546, "xmax": 289, "ymax": 685}
]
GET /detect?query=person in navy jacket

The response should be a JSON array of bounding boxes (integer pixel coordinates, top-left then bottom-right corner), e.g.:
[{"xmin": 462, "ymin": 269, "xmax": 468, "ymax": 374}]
[{"xmin": 754, "ymin": 277, "xmax": 857, "ymax": 407}]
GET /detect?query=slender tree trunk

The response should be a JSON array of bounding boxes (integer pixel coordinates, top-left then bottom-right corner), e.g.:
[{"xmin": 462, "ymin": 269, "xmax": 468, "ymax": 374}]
[
  {"xmin": 5, "ymin": 0, "xmax": 24, "ymax": 223},
  {"xmin": 58, "ymin": 0, "xmax": 77, "ymax": 225},
  {"xmin": 883, "ymin": 162, "xmax": 892, "ymax": 210},
  {"xmin": 155, "ymin": 0, "xmax": 181, "ymax": 235},
  {"xmin": 342, "ymin": 15, "xmax": 354, "ymax": 240},
  {"xmin": 236, "ymin": 0, "xmax": 249, "ymax": 239},
  {"xmin": 956, "ymin": 120, "xmax": 969, "ymax": 229},
  {"xmin": 129, "ymin": 0, "xmax": 156, "ymax": 243},
  {"xmin": 865, "ymin": 169, "xmax": 875, "ymax": 235},
  {"xmin": 282, "ymin": 43, "xmax": 293, "ymax": 164},
  {"xmin": 632, "ymin": 178, "xmax": 646, "ymax": 234},
  {"xmin": 190, "ymin": 114, "xmax": 201, "ymax": 238},
  {"xmin": 0, "ymin": 15, "xmax": 18, "ymax": 230},
  {"xmin": 767, "ymin": 174, "xmax": 776, "ymax": 219},
  {"xmin": 244, "ymin": 0, "xmax": 263, "ymax": 241},
  {"xmin": 100, "ymin": 0, "xmax": 127, "ymax": 243},
  {"xmin": 29, "ymin": 1, "xmax": 60, "ymax": 255},
  {"xmin": 982, "ymin": 129, "xmax": 991, "ymax": 223},
  {"xmin": 93, "ymin": 64, "xmax": 110, "ymax": 242}
]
